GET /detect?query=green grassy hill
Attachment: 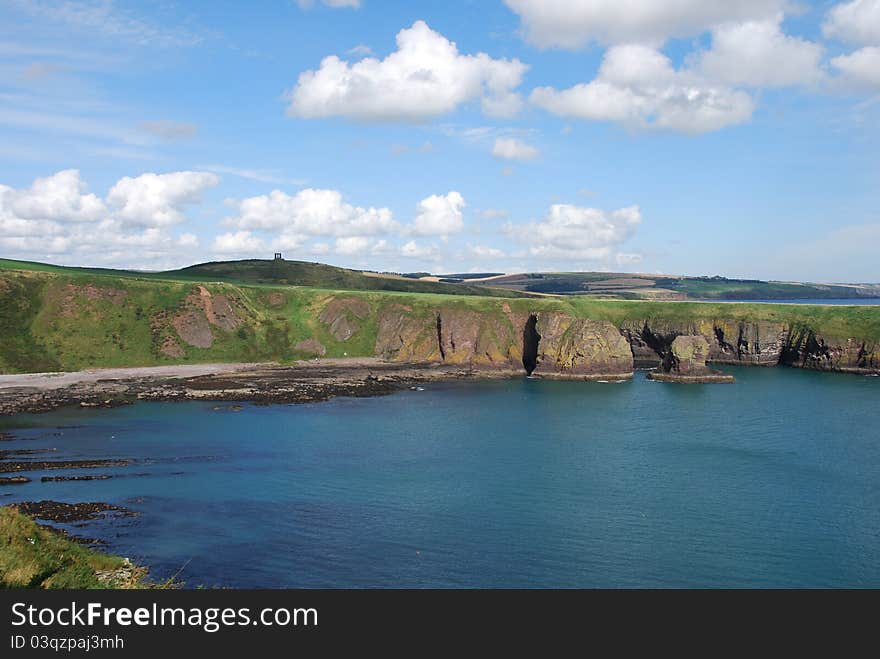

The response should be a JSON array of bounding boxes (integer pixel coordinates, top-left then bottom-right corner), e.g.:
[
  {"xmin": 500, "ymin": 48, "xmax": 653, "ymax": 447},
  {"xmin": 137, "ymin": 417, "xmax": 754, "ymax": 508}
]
[
  {"xmin": 0, "ymin": 258, "xmax": 530, "ymax": 298},
  {"xmin": 1, "ymin": 261, "xmax": 878, "ymax": 374}
]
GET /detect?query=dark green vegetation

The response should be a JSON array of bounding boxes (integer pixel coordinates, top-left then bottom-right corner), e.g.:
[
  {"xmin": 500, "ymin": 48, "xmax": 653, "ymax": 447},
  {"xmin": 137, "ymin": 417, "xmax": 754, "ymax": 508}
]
[
  {"xmin": 0, "ymin": 506, "xmax": 157, "ymax": 589},
  {"xmin": 446, "ymin": 271, "xmax": 880, "ymax": 300},
  {"xmin": 0, "ymin": 258, "xmax": 530, "ymax": 298}
]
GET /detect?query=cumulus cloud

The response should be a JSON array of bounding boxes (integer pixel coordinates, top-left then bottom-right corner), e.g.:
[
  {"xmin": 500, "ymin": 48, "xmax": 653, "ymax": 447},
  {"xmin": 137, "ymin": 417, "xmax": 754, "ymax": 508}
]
[
  {"xmin": 531, "ymin": 44, "xmax": 754, "ymax": 133},
  {"xmin": 400, "ymin": 240, "xmax": 439, "ymax": 259},
  {"xmin": 492, "ymin": 137, "xmax": 538, "ymax": 160},
  {"xmin": 0, "ymin": 169, "xmax": 105, "ymax": 223},
  {"xmin": 507, "ymin": 203, "xmax": 642, "ymax": 262},
  {"xmin": 225, "ymin": 188, "xmax": 397, "ymax": 239},
  {"xmin": 823, "ymin": 0, "xmax": 880, "ymax": 46},
  {"xmin": 212, "ymin": 230, "xmax": 265, "ymax": 254},
  {"xmin": 411, "ymin": 191, "xmax": 465, "ymax": 236},
  {"xmin": 503, "ymin": 0, "xmax": 784, "ymax": 48},
  {"xmin": 106, "ymin": 171, "xmax": 219, "ymax": 226},
  {"xmin": 695, "ymin": 16, "xmax": 825, "ymax": 87},
  {"xmin": 831, "ymin": 46, "xmax": 880, "ymax": 87},
  {"xmin": 285, "ymin": 21, "xmax": 527, "ymax": 120},
  {"xmin": 334, "ymin": 236, "xmax": 371, "ymax": 255},
  {"xmin": 469, "ymin": 244, "xmax": 506, "ymax": 258},
  {"xmin": 0, "ymin": 170, "xmax": 217, "ymax": 268}
]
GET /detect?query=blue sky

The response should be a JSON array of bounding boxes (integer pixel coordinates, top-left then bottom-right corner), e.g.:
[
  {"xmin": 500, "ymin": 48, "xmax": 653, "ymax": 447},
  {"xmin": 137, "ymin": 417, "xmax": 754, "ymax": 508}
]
[{"xmin": 0, "ymin": 0, "xmax": 878, "ymax": 282}]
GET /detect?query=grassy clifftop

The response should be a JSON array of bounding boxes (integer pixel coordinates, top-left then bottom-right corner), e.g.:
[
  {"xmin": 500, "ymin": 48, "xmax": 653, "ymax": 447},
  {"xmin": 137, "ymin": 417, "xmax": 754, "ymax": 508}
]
[
  {"xmin": 1, "ymin": 265, "xmax": 878, "ymax": 374},
  {"xmin": 0, "ymin": 258, "xmax": 529, "ymax": 299}
]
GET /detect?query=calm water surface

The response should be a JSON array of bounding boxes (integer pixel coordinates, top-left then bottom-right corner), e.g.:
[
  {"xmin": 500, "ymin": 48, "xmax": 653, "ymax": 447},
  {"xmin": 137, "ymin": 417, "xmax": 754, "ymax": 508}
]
[{"xmin": 2, "ymin": 367, "xmax": 879, "ymax": 588}]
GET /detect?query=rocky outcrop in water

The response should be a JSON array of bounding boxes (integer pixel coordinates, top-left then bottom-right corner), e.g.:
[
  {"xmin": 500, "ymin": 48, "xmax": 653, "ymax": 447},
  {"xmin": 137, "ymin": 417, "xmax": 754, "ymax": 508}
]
[
  {"xmin": 620, "ymin": 319, "xmax": 788, "ymax": 367},
  {"xmin": 647, "ymin": 335, "xmax": 735, "ymax": 383}
]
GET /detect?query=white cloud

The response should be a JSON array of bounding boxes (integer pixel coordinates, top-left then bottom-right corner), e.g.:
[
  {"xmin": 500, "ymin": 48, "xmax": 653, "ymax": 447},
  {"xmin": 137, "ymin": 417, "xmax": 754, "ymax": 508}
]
[
  {"xmin": 400, "ymin": 240, "xmax": 438, "ymax": 259},
  {"xmin": 177, "ymin": 232, "xmax": 199, "ymax": 247},
  {"xmin": 469, "ymin": 244, "xmax": 506, "ymax": 258},
  {"xmin": 411, "ymin": 191, "xmax": 465, "ymax": 236},
  {"xmin": 507, "ymin": 203, "xmax": 642, "ymax": 262},
  {"xmin": 334, "ymin": 236, "xmax": 371, "ymax": 255},
  {"xmin": 531, "ymin": 44, "xmax": 754, "ymax": 133},
  {"xmin": 0, "ymin": 171, "xmax": 210, "ymax": 268},
  {"xmin": 226, "ymin": 188, "xmax": 397, "ymax": 240},
  {"xmin": 285, "ymin": 21, "xmax": 527, "ymax": 120},
  {"xmin": 503, "ymin": 0, "xmax": 784, "ymax": 48},
  {"xmin": 212, "ymin": 230, "xmax": 264, "ymax": 254},
  {"xmin": 492, "ymin": 137, "xmax": 538, "ymax": 160},
  {"xmin": 831, "ymin": 46, "xmax": 880, "ymax": 87},
  {"xmin": 695, "ymin": 16, "xmax": 825, "ymax": 87},
  {"xmin": 1, "ymin": 169, "xmax": 105, "ymax": 222},
  {"xmin": 297, "ymin": 0, "xmax": 361, "ymax": 8},
  {"xmin": 347, "ymin": 44, "xmax": 372, "ymax": 56},
  {"xmin": 823, "ymin": 0, "xmax": 880, "ymax": 46},
  {"xmin": 106, "ymin": 171, "xmax": 219, "ymax": 226}
]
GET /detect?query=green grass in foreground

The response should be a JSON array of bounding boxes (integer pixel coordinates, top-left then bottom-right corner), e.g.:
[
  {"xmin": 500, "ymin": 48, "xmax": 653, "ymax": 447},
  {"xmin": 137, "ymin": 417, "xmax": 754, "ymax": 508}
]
[{"xmin": 0, "ymin": 506, "xmax": 166, "ymax": 589}]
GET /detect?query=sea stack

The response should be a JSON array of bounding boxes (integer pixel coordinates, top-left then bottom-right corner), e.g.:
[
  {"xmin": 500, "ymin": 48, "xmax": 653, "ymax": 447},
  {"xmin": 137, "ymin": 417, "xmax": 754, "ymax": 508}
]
[{"xmin": 648, "ymin": 335, "xmax": 735, "ymax": 383}]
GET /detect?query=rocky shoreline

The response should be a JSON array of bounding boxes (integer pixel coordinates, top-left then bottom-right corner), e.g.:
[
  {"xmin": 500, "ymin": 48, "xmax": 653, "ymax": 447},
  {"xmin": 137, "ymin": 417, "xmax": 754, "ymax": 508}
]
[{"xmin": 0, "ymin": 360, "xmax": 513, "ymax": 417}]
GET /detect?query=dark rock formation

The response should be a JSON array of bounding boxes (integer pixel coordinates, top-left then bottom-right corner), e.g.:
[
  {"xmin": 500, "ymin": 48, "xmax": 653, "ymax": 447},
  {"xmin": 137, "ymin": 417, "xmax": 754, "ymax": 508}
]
[
  {"xmin": 648, "ymin": 335, "xmax": 735, "ymax": 383},
  {"xmin": 781, "ymin": 326, "xmax": 879, "ymax": 372}
]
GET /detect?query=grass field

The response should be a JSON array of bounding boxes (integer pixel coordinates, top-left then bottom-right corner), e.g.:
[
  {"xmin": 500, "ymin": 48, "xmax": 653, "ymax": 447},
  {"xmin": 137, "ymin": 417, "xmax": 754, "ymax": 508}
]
[
  {"xmin": 0, "ymin": 258, "xmax": 530, "ymax": 298},
  {"xmin": 0, "ymin": 506, "xmax": 160, "ymax": 589}
]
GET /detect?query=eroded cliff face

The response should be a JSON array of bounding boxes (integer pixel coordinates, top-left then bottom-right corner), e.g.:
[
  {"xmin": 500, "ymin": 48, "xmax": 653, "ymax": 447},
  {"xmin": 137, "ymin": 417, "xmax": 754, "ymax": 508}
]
[
  {"xmin": 531, "ymin": 314, "xmax": 633, "ymax": 378},
  {"xmin": 436, "ymin": 308, "xmax": 524, "ymax": 371},
  {"xmin": 620, "ymin": 319, "xmax": 787, "ymax": 367},
  {"xmin": 373, "ymin": 305, "xmax": 442, "ymax": 363},
  {"xmin": 781, "ymin": 326, "xmax": 880, "ymax": 372},
  {"xmin": 371, "ymin": 303, "xmax": 879, "ymax": 376},
  {"xmin": 373, "ymin": 306, "xmax": 632, "ymax": 377}
]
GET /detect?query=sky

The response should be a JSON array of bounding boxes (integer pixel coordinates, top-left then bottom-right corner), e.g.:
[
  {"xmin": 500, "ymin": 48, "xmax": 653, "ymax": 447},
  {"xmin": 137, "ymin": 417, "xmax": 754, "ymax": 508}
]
[{"xmin": 0, "ymin": 0, "xmax": 878, "ymax": 282}]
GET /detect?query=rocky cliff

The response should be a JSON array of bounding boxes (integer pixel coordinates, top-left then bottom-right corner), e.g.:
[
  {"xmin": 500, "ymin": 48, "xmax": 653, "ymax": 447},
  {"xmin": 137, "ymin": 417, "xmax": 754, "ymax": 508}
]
[
  {"xmin": 620, "ymin": 317, "xmax": 877, "ymax": 374},
  {"xmin": 1, "ymin": 268, "xmax": 877, "ymax": 378},
  {"xmin": 370, "ymin": 301, "xmax": 878, "ymax": 378},
  {"xmin": 646, "ymin": 335, "xmax": 735, "ymax": 383}
]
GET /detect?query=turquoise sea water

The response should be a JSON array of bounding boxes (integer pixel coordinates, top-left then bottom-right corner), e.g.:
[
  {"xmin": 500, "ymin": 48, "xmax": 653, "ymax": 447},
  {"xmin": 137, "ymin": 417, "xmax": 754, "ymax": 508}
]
[{"xmin": 2, "ymin": 367, "xmax": 879, "ymax": 588}]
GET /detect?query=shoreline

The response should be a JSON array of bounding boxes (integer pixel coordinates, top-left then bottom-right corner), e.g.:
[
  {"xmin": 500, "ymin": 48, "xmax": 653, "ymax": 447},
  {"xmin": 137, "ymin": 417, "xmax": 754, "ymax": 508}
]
[
  {"xmin": 0, "ymin": 359, "xmax": 519, "ymax": 417},
  {"xmin": 0, "ymin": 358, "xmax": 876, "ymax": 417}
]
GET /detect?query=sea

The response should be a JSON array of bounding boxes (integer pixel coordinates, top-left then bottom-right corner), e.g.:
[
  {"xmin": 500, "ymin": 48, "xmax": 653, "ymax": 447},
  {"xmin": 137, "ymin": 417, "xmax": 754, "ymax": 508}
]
[{"xmin": 2, "ymin": 366, "xmax": 879, "ymax": 588}]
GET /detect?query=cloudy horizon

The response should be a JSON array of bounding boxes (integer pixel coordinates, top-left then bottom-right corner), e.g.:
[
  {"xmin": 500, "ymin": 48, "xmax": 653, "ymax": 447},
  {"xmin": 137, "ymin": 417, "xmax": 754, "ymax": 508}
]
[{"xmin": 1, "ymin": 1, "xmax": 878, "ymax": 282}]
